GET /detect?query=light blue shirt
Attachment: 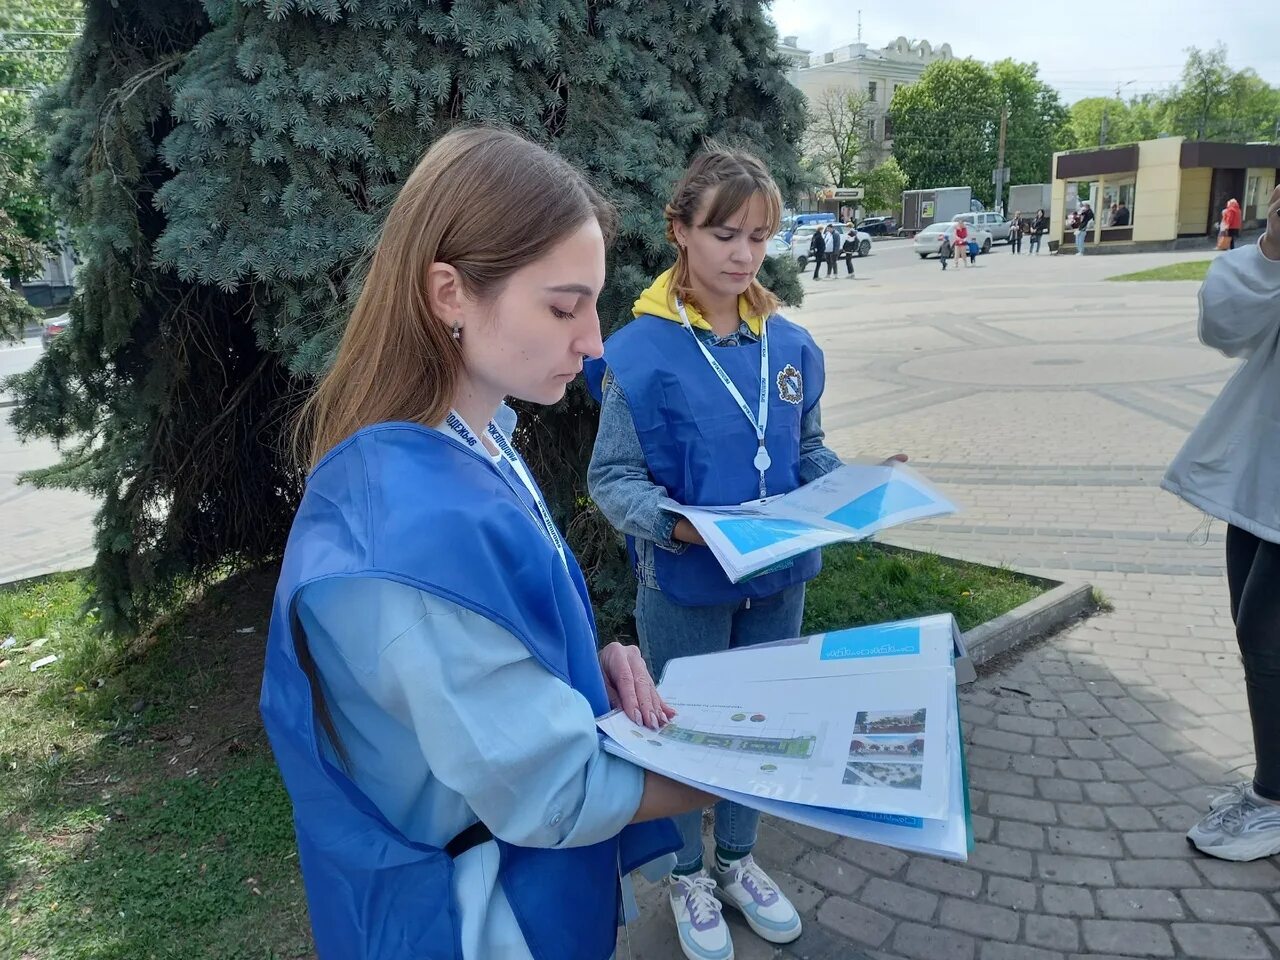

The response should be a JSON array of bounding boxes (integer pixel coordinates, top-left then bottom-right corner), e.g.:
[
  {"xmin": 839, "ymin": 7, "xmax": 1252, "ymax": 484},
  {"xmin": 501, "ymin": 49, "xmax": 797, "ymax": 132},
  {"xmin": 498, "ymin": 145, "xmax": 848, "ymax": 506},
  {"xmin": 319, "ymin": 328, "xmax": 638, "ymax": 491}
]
[{"xmin": 296, "ymin": 555, "xmax": 646, "ymax": 957}]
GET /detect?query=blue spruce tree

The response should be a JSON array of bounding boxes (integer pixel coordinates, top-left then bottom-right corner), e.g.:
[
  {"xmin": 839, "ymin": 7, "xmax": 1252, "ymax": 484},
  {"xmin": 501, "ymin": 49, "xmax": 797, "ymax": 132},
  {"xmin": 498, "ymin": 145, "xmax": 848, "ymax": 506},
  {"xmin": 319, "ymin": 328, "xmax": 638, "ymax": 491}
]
[{"xmin": 15, "ymin": 0, "xmax": 807, "ymax": 635}]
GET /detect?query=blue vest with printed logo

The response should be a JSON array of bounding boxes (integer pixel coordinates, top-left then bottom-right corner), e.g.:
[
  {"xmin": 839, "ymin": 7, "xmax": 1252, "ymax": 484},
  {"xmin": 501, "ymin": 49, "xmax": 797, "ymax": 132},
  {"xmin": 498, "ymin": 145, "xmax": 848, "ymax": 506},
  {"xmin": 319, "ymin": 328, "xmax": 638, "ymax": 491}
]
[
  {"xmin": 261, "ymin": 422, "xmax": 680, "ymax": 959},
  {"xmin": 588, "ymin": 314, "xmax": 826, "ymax": 606}
]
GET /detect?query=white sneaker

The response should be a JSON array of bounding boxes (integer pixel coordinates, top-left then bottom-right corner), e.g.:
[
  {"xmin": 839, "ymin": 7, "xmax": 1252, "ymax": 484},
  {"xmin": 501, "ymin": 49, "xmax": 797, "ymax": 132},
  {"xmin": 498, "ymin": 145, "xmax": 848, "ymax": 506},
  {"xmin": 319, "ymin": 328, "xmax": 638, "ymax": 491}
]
[
  {"xmin": 668, "ymin": 871, "xmax": 733, "ymax": 960},
  {"xmin": 713, "ymin": 854, "xmax": 802, "ymax": 944},
  {"xmin": 1209, "ymin": 780, "xmax": 1252, "ymax": 809},
  {"xmin": 1187, "ymin": 783, "xmax": 1280, "ymax": 861}
]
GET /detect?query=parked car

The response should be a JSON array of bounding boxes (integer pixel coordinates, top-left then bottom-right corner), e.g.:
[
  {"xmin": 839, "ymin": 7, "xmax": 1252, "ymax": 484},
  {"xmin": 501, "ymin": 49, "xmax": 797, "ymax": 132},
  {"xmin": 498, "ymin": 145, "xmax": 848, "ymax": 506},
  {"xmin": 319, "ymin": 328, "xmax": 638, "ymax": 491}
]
[
  {"xmin": 778, "ymin": 212, "xmax": 836, "ymax": 242},
  {"xmin": 952, "ymin": 211, "xmax": 1012, "ymax": 244},
  {"xmin": 857, "ymin": 216, "xmax": 898, "ymax": 236},
  {"xmin": 41, "ymin": 313, "xmax": 71, "ymax": 350},
  {"xmin": 791, "ymin": 224, "xmax": 872, "ymax": 268},
  {"xmin": 912, "ymin": 222, "xmax": 993, "ymax": 259},
  {"xmin": 767, "ymin": 235, "xmax": 792, "ymax": 259}
]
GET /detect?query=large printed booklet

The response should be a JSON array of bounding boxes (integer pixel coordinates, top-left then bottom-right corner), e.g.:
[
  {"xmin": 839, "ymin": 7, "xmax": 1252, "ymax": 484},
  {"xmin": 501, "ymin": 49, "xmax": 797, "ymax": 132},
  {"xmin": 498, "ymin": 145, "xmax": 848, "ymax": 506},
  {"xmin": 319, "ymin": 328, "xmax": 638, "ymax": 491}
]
[
  {"xmin": 598, "ymin": 615, "xmax": 974, "ymax": 860},
  {"xmin": 668, "ymin": 462, "xmax": 958, "ymax": 583}
]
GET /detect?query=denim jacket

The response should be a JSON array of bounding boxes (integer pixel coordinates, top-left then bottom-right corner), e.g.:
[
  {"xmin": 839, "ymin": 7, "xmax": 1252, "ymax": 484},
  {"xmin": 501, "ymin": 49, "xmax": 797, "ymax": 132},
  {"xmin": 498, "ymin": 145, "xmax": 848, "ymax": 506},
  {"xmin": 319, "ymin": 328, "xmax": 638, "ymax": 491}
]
[{"xmin": 588, "ymin": 321, "xmax": 844, "ymax": 588}]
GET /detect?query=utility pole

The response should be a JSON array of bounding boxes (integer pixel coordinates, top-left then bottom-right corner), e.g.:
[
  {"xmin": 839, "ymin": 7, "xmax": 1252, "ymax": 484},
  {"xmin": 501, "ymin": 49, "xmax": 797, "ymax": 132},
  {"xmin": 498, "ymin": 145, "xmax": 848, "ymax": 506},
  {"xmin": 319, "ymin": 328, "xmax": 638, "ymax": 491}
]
[
  {"xmin": 994, "ymin": 104, "xmax": 1008, "ymax": 215},
  {"xmin": 1100, "ymin": 106, "xmax": 1108, "ymax": 147}
]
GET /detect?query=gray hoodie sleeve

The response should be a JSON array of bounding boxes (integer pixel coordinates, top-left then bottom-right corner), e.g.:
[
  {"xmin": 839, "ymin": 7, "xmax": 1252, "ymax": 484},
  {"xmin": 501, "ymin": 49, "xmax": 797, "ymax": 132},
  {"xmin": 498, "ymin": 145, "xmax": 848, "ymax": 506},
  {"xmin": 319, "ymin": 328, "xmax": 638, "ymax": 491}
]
[
  {"xmin": 587, "ymin": 376, "xmax": 686, "ymax": 553},
  {"xmin": 1198, "ymin": 239, "xmax": 1280, "ymax": 359}
]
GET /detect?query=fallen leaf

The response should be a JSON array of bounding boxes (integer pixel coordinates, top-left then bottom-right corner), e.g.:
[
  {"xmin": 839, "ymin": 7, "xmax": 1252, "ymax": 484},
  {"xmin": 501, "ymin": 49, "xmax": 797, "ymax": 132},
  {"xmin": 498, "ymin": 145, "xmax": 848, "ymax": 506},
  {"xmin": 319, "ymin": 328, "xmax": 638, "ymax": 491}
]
[
  {"xmin": 29, "ymin": 654, "xmax": 58, "ymax": 672},
  {"xmin": 176, "ymin": 735, "xmax": 193, "ymax": 748}
]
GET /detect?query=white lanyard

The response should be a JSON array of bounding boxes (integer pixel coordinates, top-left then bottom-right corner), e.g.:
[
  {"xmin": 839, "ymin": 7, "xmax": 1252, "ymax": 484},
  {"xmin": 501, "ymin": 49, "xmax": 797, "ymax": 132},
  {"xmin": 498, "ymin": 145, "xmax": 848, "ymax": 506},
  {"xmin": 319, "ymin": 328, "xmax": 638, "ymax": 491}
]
[
  {"xmin": 442, "ymin": 410, "xmax": 569, "ymax": 572},
  {"xmin": 675, "ymin": 298, "xmax": 771, "ymax": 496}
]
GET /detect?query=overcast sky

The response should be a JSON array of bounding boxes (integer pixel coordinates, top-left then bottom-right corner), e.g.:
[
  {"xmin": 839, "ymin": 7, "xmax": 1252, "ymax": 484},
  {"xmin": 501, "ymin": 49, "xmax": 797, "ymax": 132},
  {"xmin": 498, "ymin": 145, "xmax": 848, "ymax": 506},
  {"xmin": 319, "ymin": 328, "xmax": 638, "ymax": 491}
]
[{"xmin": 769, "ymin": 0, "xmax": 1280, "ymax": 104}]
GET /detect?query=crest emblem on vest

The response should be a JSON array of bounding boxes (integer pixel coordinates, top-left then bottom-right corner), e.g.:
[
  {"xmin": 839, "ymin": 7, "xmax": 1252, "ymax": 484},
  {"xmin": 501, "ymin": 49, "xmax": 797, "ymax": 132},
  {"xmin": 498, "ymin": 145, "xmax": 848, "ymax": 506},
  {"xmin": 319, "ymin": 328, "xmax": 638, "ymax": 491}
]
[{"xmin": 776, "ymin": 364, "xmax": 803, "ymax": 405}]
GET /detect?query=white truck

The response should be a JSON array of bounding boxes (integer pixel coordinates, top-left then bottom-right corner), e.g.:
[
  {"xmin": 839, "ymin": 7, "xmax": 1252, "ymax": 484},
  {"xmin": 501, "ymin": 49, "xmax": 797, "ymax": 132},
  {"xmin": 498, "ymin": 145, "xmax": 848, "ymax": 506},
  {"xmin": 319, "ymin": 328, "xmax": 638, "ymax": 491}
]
[
  {"xmin": 1007, "ymin": 184, "xmax": 1052, "ymax": 218},
  {"xmin": 901, "ymin": 187, "xmax": 975, "ymax": 234}
]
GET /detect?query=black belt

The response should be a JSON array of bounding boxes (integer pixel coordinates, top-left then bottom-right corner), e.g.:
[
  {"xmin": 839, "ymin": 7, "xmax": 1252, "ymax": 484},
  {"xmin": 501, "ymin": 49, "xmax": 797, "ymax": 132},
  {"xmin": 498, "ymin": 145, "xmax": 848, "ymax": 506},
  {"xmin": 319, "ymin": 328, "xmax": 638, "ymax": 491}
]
[{"xmin": 445, "ymin": 821, "xmax": 493, "ymax": 859}]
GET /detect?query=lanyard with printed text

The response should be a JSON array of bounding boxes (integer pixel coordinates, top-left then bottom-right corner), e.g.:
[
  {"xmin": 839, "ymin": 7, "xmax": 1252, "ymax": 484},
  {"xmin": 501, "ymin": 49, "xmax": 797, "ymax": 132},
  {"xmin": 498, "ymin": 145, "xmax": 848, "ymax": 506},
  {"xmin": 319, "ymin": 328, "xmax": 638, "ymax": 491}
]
[
  {"xmin": 443, "ymin": 410, "xmax": 569, "ymax": 573},
  {"xmin": 675, "ymin": 298, "xmax": 771, "ymax": 497}
]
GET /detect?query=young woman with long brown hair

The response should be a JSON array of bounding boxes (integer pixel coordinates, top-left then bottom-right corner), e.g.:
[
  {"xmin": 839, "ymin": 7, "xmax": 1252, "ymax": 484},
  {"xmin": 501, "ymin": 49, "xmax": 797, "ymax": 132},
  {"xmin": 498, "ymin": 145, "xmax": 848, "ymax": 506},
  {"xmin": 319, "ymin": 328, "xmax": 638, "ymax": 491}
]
[
  {"xmin": 586, "ymin": 147, "xmax": 903, "ymax": 959},
  {"xmin": 261, "ymin": 126, "xmax": 713, "ymax": 960}
]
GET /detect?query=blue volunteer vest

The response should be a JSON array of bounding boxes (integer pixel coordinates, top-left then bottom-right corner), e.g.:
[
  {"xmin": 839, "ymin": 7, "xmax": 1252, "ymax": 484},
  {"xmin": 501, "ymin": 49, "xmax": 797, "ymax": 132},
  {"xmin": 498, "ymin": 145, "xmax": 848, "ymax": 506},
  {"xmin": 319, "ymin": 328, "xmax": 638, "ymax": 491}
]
[
  {"xmin": 588, "ymin": 313, "xmax": 826, "ymax": 606},
  {"xmin": 261, "ymin": 422, "xmax": 680, "ymax": 960}
]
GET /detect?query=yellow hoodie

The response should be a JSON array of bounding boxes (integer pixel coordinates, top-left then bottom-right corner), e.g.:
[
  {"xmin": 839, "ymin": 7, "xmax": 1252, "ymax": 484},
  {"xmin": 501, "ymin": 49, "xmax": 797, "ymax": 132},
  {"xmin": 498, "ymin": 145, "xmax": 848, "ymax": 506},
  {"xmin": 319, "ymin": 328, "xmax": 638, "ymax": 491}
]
[{"xmin": 631, "ymin": 267, "xmax": 765, "ymax": 336}]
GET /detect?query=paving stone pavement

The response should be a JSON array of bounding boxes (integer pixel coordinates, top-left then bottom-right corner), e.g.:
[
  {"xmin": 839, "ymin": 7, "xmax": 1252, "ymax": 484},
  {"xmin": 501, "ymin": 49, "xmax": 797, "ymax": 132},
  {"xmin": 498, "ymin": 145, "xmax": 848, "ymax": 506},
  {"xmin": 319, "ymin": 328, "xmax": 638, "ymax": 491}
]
[{"xmin": 620, "ymin": 245, "xmax": 1280, "ymax": 960}]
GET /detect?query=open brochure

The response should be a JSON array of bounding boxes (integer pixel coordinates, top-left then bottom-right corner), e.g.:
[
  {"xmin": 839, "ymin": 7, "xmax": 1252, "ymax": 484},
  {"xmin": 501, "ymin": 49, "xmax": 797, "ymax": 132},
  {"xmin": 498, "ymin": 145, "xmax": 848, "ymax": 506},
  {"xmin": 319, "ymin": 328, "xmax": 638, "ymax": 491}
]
[
  {"xmin": 598, "ymin": 615, "xmax": 974, "ymax": 860},
  {"xmin": 668, "ymin": 462, "xmax": 958, "ymax": 583}
]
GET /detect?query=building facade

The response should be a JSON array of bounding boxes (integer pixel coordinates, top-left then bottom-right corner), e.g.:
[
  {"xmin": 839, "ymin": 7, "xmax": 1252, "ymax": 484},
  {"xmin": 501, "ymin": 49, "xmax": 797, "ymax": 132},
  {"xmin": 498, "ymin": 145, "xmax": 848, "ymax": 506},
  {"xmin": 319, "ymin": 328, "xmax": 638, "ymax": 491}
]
[
  {"xmin": 1050, "ymin": 138, "xmax": 1280, "ymax": 250},
  {"xmin": 787, "ymin": 37, "xmax": 955, "ymax": 167}
]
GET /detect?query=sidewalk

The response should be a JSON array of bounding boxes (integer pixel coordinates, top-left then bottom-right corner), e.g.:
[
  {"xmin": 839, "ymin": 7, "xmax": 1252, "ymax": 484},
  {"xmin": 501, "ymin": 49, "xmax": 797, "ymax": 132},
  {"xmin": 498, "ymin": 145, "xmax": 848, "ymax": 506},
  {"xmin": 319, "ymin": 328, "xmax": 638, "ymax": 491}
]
[{"xmin": 621, "ymin": 249, "xmax": 1278, "ymax": 959}]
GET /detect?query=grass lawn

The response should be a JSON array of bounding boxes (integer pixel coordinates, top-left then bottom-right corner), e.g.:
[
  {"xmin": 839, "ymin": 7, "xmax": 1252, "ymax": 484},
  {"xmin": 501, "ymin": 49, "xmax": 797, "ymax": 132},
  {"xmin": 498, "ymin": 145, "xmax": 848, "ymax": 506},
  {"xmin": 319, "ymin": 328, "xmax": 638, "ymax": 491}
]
[
  {"xmin": 1, "ymin": 545, "xmax": 1044, "ymax": 957},
  {"xmin": 803, "ymin": 542, "xmax": 1043, "ymax": 635},
  {"xmin": 1106, "ymin": 260, "xmax": 1212, "ymax": 283}
]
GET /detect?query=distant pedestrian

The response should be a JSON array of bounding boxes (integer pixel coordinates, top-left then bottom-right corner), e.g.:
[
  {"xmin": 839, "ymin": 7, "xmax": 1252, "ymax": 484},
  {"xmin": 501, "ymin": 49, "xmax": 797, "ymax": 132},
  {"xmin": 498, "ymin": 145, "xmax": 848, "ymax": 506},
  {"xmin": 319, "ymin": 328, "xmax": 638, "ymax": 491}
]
[
  {"xmin": 951, "ymin": 220, "xmax": 970, "ymax": 268},
  {"xmin": 1162, "ymin": 184, "xmax": 1280, "ymax": 863},
  {"xmin": 1112, "ymin": 200, "xmax": 1130, "ymax": 227},
  {"xmin": 824, "ymin": 226, "xmax": 838, "ymax": 277},
  {"xmin": 1073, "ymin": 201, "xmax": 1094, "ymax": 255},
  {"xmin": 1221, "ymin": 198, "xmax": 1242, "ymax": 249},
  {"xmin": 839, "ymin": 227, "xmax": 857, "ymax": 278},
  {"xmin": 1029, "ymin": 209, "xmax": 1047, "ymax": 254},
  {"xmin": 1009, "ymin": 211, "xmax": 1023, "ymax": 254},
  {"xmin": 809, "ymin": 225, "xmax": 826, "ymax": 280}
]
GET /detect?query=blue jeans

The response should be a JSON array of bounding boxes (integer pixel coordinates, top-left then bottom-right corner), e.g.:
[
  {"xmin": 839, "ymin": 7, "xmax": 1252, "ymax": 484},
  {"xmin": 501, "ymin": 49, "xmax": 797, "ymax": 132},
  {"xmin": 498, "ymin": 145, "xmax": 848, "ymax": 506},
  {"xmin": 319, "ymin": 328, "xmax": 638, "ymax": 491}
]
[
  {"xmin": 1075, "ymin": 229, "xmax": 1086, "ymax": 255},
  {"xmin": 635, "ymin": 582, "xmax": 807, "ymax": 871}
]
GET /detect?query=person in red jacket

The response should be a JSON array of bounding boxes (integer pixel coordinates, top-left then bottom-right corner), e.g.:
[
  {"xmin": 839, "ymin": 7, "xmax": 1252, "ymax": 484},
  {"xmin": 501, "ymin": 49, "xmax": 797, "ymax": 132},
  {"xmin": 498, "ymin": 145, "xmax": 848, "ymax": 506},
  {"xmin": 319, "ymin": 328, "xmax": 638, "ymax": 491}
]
[{"xmin": 1221, "ymin": 198, "xmax": 1243, "ymax": 249}]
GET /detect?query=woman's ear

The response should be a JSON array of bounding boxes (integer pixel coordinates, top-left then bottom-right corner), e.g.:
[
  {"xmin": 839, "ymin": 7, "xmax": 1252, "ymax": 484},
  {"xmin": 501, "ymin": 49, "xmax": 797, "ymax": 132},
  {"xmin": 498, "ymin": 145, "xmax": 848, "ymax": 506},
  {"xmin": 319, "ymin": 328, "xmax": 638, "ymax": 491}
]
[
  {"xmin": 426, "ymin": 262, "xmax": 467, "ymax": 327},
  {"xmin": 671, "ymin": 219, "xmax": 689, "ymax": 251}
]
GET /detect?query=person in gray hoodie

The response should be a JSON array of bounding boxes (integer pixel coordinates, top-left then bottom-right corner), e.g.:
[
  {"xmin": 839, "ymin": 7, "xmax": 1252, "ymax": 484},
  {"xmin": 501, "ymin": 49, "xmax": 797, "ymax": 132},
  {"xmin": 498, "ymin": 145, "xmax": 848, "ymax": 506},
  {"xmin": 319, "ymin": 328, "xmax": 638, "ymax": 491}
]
[{"xmin": 1162, "ymin": 185, "xmax": 1280, "ymax": 862}]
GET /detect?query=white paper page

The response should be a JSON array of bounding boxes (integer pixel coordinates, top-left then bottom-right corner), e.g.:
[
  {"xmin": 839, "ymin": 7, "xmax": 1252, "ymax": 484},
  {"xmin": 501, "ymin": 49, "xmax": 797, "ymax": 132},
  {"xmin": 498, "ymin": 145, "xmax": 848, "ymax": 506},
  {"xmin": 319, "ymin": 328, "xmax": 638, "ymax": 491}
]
[
  {"xmin": 598, "ymin": 669, "xmax": 953, "ymax": 820},
  {"xmin": 668, "ymin": 462, "xmax": 957, "ymax": 582},
  {"xmin": 658, "ymin": 615, "xmax": 960, "ymax": 688},
  {"xmin": 601, "ymin": 690, "xmax": 970, "ymax": 860}
]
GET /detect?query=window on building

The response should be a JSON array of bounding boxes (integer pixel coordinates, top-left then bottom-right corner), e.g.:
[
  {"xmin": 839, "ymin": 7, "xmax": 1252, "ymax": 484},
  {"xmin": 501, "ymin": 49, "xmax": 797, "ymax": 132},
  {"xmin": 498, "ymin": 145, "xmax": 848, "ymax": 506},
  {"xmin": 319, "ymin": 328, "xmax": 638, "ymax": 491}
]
[
  {"xmin": 883, "ymin": 115, "xmax": 894, "ymax": 139},
  {"xmin": 1100, "ymin": 181, "xmax": 1136, "ymax": 229},
  {"xmin": 867, "ymin": 81, "xmax": 877, "ymax": 101},
  {"xmin": 867, "ymin": 118, "xmax": 876, "ymax": 141},
  {"xmin": 1245, "ymin": 175, "xmax": 1261, "ymax": 221}
]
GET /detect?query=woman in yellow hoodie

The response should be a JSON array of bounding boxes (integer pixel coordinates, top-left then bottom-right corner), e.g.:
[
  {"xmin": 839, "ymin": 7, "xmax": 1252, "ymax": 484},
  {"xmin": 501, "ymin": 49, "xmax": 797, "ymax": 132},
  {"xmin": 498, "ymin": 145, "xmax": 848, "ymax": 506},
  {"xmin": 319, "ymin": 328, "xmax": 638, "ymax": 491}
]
[{"xmin": 586, "ymin": 147, "xmax": 856, "ymax": 960}]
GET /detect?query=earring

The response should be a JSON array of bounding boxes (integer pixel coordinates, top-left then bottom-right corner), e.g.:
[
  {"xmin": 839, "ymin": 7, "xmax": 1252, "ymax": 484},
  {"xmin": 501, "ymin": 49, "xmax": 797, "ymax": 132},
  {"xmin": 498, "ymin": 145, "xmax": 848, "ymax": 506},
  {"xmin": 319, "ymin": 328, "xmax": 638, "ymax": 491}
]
[{"xmin": 452, "ymin": 322, "xmax": 461, "ymax": 341}]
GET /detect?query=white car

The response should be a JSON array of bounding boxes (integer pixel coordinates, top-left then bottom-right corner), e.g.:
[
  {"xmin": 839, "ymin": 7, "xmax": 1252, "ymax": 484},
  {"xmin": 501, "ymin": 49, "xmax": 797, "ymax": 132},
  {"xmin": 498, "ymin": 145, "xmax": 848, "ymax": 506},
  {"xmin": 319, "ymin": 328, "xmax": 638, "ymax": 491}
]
[
  {"xmin": 791, "ymin": 224, "xmax": 873, "ymax": 268},
  {"xmin": 767, "ymin": 235, "xmax": 792, "ymax": 259},
  {"xmin": 913, "ymin": 222, "xmax": 993, "ymax": 259},
  {"xmin": 952, "ymin": 211, "xmax": 1012, "ymax": 244}
]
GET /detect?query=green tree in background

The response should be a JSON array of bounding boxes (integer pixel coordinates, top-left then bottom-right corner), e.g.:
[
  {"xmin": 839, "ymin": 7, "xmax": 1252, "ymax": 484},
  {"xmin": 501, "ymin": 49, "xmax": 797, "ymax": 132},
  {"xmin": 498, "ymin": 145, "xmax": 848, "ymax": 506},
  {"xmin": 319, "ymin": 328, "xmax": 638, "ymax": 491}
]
[
  {"xmin": 1066, "ymin": 47, "xmax": 1280, "ymax": 150},
  {"xmin": 12, "ymin": 0, "xmax": 807, "ymax": 638},
  {"xmin": 991, "ymin": 59, "xmax": 1074, "ymax": 187},
  {"xmin": 888, "ymin": 58, "xmax": 997, "ymax": 203},
  {"xmin": 802, "ymin": 86, "xmax": 875, "ymax": 189},
  {"xmin": 855, "ymin": 156, "xmax": 907, "ymax": 214},
  {"xmin": 0, "ymin": 0, "xmax": 81, "ymax": 329},
  {"xmin": 888, "ymin": 58, "xmax": 1071, "ymax": 207},
  {"xmin": 1164, "ymin": 45, "xmax": 1279, "ymax": 142}
]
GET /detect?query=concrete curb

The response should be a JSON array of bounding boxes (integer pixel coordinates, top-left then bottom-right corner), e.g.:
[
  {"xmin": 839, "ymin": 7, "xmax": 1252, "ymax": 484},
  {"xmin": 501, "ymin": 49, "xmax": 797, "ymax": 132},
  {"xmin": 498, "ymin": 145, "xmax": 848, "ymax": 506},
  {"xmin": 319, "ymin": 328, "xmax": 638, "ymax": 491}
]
[
  {"xmin": 963, "ymin": 579, "xmax": 1095, "ymax": 666},
  {"xmin": 875, "ymin": 542, "xmax": 1096, "ymax": 667},
  {"xmin": 0, "ymin": 565, "xmax": 93, "ymax": 594}
]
